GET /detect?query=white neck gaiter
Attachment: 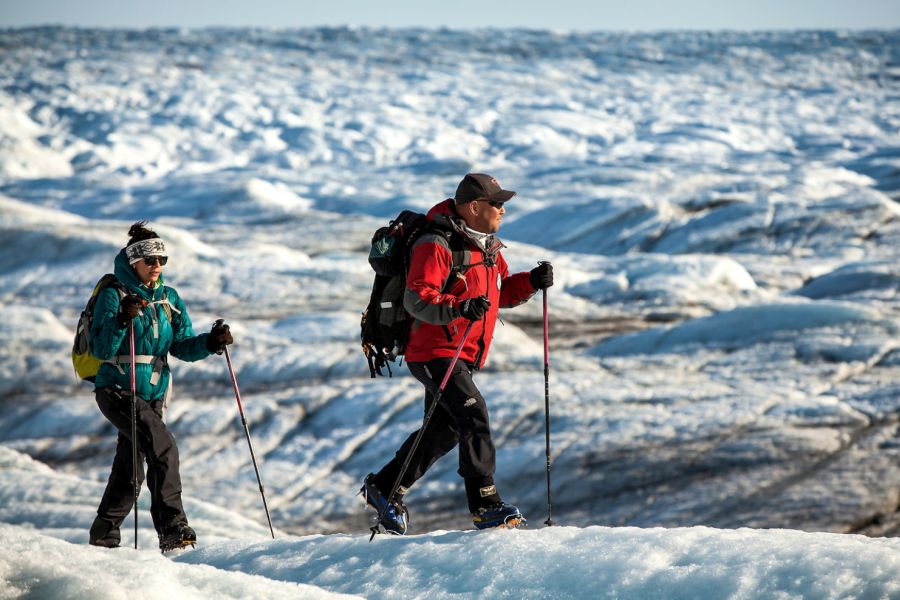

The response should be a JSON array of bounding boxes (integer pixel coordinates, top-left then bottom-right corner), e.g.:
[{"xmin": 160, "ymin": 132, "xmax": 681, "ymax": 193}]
[{"xmin": 463, "ymin": 224, "xmax": 492, "ymax": 250}]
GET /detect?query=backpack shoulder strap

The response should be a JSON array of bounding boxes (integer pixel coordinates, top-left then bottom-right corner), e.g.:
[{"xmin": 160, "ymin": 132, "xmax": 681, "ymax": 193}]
[
  {"xmin": 112, "ymin": 281, "xmax": 128, "ymax": 300},
  {"xmin": 92, "ymin": 274, "xmax": 127, "ymax": 305},
  {"xmin": 146, "ymin": 287, "xmax": 179, "ymax": 323},
  {"xmin": 421, "ymin": 226, "xmax": 469, "ymax": 294},
  {"xmin": 159, "ymin": 288, "xmax": 174, "ymax": 322},
  {"xmin": 445, "ymin": 230, "xmax": 468, "ymax": 273},
  {"xmin": 420, "ymin": 225, "xmax": 464, "ymax": 258}
]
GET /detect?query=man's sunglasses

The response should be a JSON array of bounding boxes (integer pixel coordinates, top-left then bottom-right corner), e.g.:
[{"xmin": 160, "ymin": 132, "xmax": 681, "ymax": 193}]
[
  {"xmin": 143, "ymin": 256, "xmax": 168, "ymax": 266},
  {"xmin": 478, "ymin": 198, "xmax": 506, "ymax": 209}
]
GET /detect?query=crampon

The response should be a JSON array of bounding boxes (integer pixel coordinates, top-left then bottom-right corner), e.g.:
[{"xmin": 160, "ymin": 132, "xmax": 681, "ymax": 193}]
[
  {"xmin": 160, "ymin": 538, "xmax": 196, "ymax": 553},
  {"xmin": 472, "ymin": 502, "xmax": 526, "ymax": 530},
  {"xmin": 159, "ymin": 524, "xmax": 197, "ymax": 553},
  {"xmin": 360, "ymin": 473, "xmax": 409, "ymax": 536}
]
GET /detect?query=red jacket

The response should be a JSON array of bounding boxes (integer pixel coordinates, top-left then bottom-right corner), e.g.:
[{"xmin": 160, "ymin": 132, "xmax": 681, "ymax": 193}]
[{"xmin": 403, "ymin": 199, "xmax": 536, "ymax": 368}]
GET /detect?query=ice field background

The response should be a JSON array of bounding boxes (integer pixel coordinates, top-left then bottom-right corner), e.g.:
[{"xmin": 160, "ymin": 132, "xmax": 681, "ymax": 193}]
[{"xmin": 1, "ymin": 27, "xmax": 899, "ymax": 598}]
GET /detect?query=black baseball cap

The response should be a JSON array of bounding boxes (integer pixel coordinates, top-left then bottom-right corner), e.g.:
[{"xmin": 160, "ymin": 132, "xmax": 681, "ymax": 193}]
[{"xmin": 454, "ymin": 173, "xmax": 516, "ymax": 204}]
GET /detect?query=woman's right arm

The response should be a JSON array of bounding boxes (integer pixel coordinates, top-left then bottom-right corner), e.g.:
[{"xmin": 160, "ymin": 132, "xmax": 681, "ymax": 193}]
[{"xmin": 89, "ymin": 288, "xmax": 127, "ymax": 360}]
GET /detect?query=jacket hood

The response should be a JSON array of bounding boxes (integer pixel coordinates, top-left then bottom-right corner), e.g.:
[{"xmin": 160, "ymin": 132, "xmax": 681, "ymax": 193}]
[
  {"xmin": 427, "ymin": 199, "xmax": 504, "ymax": 255},
  {"xmin": 426, "ymin": 199, "xmax": 460, "ymax": 229},
  {"xmin": 113, "ymin": 249, "xmax": 165, "ymax": 301}
]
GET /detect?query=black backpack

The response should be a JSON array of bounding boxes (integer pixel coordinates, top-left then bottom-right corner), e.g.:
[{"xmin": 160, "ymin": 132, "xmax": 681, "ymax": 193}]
[{"xmin": 361, "ymin": 210, "xmax": 466, "ymax": 377}]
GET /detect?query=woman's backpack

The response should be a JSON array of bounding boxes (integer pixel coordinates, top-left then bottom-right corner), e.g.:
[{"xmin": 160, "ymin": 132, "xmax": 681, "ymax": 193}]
[{"xmin": 71, "ymin": 274, "xmax": 127, "ymax": 382}]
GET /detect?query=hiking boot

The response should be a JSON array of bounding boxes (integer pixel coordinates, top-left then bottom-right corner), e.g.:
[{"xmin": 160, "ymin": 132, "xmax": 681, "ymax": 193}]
[
  {"xmin": 360, "ymin": 473, "xmax": 408, "ymax": 535},
  {"xmin": 159, "ymin": 522, "xmax": 197, "ymax": 552},
  {"xmin": 472, "ymin": 502, "xmax": 526, "ymax": 530},
  {"xmin": 89, "ymin": 516, "xmax": 121, "ymax": 548}
]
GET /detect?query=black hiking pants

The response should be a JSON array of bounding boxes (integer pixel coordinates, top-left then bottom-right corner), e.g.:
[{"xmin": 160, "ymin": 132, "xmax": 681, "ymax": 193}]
[
  {"xmin": 373, "ymin": 357, "xmax": 502, "ymax": 513},
  {"xmin": 94, "ymin": 387, "xmax": 187, "ymax": 536}
]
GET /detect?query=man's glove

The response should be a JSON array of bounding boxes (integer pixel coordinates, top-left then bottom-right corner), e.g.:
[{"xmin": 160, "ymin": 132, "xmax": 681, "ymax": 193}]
[
  {"xmin": 117, "ymin": 295, "xmax": 145, "ymax": 327},
  {"xmin": 529, "ymin": 262, "xmax": 554, "ymax": 290},
  {"xmin": 459, "ymin": 296, "xmax": 490, "ymax": 321},
  {"xmin": 206, "ymin": 321, "xmax": 234, "ymax": 354}
]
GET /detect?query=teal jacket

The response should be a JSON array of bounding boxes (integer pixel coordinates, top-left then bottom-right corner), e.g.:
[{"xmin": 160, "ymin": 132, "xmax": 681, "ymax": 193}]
[{"xmin": 90, "ymin": 250, "xmax": 212, "ymax": 401}]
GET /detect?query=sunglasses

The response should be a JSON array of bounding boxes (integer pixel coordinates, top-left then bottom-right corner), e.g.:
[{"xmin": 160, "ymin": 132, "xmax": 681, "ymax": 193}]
[
  {"xmin": 142, "ymin": 256, "xmax": 168, "ymax": 266},
  {"xmin": 478, "ymin": 198, "xmax": 506, "ymax": 209}
]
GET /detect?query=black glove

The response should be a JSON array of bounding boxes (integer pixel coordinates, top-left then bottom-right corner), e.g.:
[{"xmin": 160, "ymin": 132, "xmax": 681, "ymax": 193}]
[
  {"xmin": 206, "ymin": 321, "xmax": 234, "ymax": 354},
  {"xmin": 529, "ymin": 262, "xmax": 554, "ymax": 290},
  {"xmin": 459, "ymin": 296, "xmax": 490, "ymax": 321},
  {"xmin": 117, "ymin": 295, "xmax": 145, "ymax": 327}
]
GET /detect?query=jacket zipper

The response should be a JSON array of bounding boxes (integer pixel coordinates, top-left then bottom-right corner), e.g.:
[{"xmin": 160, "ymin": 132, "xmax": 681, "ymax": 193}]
[{"xmin": 472, "ymin": 249, "xmax": 492, "ymax": 369}]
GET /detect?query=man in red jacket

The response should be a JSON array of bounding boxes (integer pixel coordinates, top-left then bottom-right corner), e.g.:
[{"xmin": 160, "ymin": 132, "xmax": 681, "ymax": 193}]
[{"xmin": 362, "ymin": 173, "xmax": 554, "ymax": 533}]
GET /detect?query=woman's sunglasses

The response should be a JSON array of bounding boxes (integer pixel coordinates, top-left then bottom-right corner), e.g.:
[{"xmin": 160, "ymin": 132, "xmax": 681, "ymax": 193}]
[{"xmin": 143, "ymin": 256, "xmax": 168, "ymax": 266}]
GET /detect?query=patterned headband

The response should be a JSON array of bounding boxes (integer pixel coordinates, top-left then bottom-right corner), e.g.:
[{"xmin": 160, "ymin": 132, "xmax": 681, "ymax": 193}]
[{"xmin": 126, "ymin": 238, "xmax": 167, "ymax": 264}]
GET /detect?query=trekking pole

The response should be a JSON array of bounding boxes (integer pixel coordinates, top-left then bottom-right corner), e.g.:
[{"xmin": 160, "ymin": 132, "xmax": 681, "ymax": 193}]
[
  {"xmin": 540, "ymin": 261, "xmax": 554, "ymax": 527},
  {"xmin": 370, "ymin": 320, "xmax": 475, "ymax": 542},
  {"xmin": 129, "ymin": 321, "xmax": 140, "ymax": 549},
  {"xmin": 216, "ymin": 320, "xmax": 275, "ymax": 539}
]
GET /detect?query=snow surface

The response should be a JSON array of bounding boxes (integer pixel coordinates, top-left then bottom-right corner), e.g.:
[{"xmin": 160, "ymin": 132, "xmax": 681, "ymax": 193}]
[
  {"xmin": 2, "ymin": 445, "xmax": 900, "ymax": 599},
  {"xmin": 1, "ymin": 26, "xmax": 900, "ymax": 597}
]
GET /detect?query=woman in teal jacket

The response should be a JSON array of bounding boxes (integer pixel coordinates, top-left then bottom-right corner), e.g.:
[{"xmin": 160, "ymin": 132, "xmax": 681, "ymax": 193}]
[{"xmin": 89, "ymin": 221, "xmax": 233, "ymax": 551}]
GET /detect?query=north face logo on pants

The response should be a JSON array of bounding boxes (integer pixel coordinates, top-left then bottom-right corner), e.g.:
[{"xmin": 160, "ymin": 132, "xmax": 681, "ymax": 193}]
[{"xmin": 479, "ymin": 485, "xmax": 497, "ymax": 497}]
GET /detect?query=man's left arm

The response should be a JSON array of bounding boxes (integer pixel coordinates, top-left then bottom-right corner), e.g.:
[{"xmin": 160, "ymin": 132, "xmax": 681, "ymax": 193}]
[{"xmin": 498, "ymin": 254, "xmax": 539, "ymax": 308}]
